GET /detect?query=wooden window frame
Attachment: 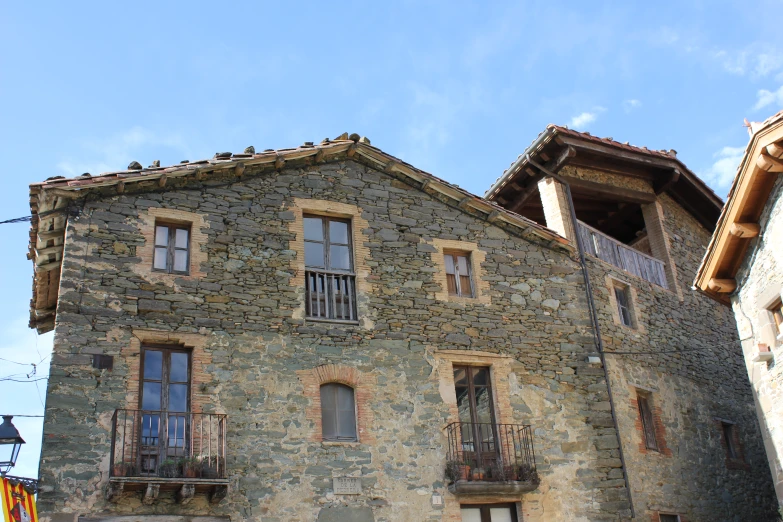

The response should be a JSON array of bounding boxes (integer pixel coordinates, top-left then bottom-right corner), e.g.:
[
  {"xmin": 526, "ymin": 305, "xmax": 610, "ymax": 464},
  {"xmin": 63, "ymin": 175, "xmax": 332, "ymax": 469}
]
[
  {"xmin": 152, "ymin": 221, "xmax": 191, "ymax": 275},
  {"xmin": 614, "ymin": 285, "xmax": 633, "ymax": 327},
  {"xmin": 444, "ymin": 250, "xmax": 475, "ymax": 299},
  {"xmin": 319, "ymin": 383, "xmax": 358, "ymax": 442},
  {"xmin": 637, "ymin": 393, "xmax": 659, "ymax": 451},
  {"xmin": 770, "ymin": 299, "xmax": 783, "ymax": 338},
  {"xmin": 139, "ymin": 345, "xmax": 193, "ymax": 413},
  {"xmin": 460, "ymin": 503, "xmax": 519, "ymax": 522}
]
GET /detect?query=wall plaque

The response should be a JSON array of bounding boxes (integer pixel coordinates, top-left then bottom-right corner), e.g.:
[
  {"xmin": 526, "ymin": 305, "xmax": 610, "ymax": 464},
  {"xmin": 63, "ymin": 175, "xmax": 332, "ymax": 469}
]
[{"xmin": 333, "ymin": 477, "xmax": 362, "ymax": 495}]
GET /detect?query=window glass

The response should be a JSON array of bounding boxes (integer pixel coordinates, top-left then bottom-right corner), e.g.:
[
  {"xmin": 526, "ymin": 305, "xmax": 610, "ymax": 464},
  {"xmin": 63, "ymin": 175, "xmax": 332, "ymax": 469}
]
[
  {"xmin": 329, "ymin": 221, "xmax": 349, "ymax": 244},
  {"xmin": 320, "ymin": 383, "xmax": 357, "ymax": 441},
  {"xmin": 489, "ymin": 507, "xmax": 514, "ymax": 522},
  {"xmin": 330, "ymin": 245, "xmax": 351, "ymax": 270},
  {"xmin": 154, "ymin": 247, "xmax": 168, "ymax": 270},
  {"xmin": 304, "ymin": 217, "xmax": 324, "ymax": 241},
  {"xmin": 142, "ymin": 382, "xmax": 161, "ymax": 410},
  {"xmin": 175, "ymin": 228, "xmax": 189, "ymax": 248},
  {"xmin": 305, "ymin": 242, "xmax": 325, "ymax": 267},
  {"xmin": 459, "ymin": 508, "xmax": 482, "ymax": 522},
  {"xmin": 321, "ymin": 384, "xmax": 337, "ymax": 439},
  {"xmin": 155, "ymin": 226, "xmax": 169, "ymax": 246},
  {"xmin": 444, "ymin": 254, "xmax": 455, "ymax": 274},
  {"xmin": 144, "ymin": 350, "xmax": 163, "ymax": 380},
  {"xmin": 173, "ymin": 250, "xmax": 188, "ymax": 272},
  {"xmin": 638, "ymin": 394, "xmax": 658, "ymax": 451},
  {"xmin": 168, "ymin": 384, "xmax": 188, "ymax": 412},
  {"xmin": 170, "ymin": 352, "xmax": 189, "ymax": 382}
]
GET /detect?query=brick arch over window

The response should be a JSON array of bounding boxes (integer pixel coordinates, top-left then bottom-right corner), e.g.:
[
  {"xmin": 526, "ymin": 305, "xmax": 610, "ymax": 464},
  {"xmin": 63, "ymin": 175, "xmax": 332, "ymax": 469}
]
[{"xmin": 296, "ymin": 364, "xmax": 375, "ymax": 443}]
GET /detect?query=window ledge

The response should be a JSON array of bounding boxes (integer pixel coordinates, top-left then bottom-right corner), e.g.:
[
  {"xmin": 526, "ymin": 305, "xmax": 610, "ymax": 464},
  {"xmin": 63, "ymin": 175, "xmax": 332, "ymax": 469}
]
[
  {"xmin": 305, "ymin": 318, "xmax": 361, "ymax": 326},
  {"xmin": 321, "ymin": 441, "xmax": 362, "ymax": 447}
]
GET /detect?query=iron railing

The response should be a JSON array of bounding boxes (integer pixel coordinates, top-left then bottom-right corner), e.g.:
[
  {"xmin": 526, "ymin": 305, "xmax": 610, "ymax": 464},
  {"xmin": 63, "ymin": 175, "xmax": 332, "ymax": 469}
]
[
  {"xmin": 110, "ymin": 409, "xmax": 227, "ymax": 479},
  {"xmin": 305, "ymin": 269, "xmax": 357, "ymax": 321},
  {"xmin": 577, "ymin": 220, "xmax": 668, "ymax": 289},
  {"xmin": 445, "ymin": 422, "xmax": 536, "ymax": 483}
]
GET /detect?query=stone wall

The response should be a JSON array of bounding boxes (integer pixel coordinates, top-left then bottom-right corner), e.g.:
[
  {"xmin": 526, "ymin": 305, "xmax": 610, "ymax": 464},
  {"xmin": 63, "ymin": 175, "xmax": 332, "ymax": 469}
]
[
  {"xmin": 732, "ymin": 172, "xmax": 783, "ymax": 504},
  {"xmin": 38, "ymin": 159, "xmax": 631, "ymax": 522},
  {"xmin": 565, "ymin": 165, "xmax": 778, "ymax": 521}
]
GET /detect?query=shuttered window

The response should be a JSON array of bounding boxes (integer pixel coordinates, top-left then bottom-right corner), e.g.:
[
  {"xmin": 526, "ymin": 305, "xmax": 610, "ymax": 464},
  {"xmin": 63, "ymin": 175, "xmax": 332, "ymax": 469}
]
[
  {"xmin": 320, "ymin": 383, "xmax": 357, "ymax": 441},
  {"xmin": 771, "ymin": 299, "xmax": 783, "ymax": 337},
  {"xmin": 638, "ymin": 394, "xmax": 658, "ymax": 451},
  {"xmin": 444, "ymin": 252, "xmax": 474, "ymax": 298}
]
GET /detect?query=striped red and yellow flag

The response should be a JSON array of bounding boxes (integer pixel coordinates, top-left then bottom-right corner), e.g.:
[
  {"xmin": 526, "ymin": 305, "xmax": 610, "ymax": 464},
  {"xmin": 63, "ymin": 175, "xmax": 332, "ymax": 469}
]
[{"xmin": 1, "ymin": 477, "xmax": 37, "ymax": 522}]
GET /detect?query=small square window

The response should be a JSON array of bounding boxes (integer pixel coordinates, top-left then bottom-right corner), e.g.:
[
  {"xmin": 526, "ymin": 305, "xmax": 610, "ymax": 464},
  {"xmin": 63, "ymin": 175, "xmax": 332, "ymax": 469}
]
[
  {"xmin": 444, "ymin": 251, "xmax": 474, "ymax": 298},
  {"xmin": 659, "ymin": 514, "xmax": 681, "ymax": 522},
  {"xmin": 614, "ymin": 286, "xmax": 634, "ymax": 328},
  {"xmin": 152, "ymin": 222, "xmax": 190, "ymax": 274}
]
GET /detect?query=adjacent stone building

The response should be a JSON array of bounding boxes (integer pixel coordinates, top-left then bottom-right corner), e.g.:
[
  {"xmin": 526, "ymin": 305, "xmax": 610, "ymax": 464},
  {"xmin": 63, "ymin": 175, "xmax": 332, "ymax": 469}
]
[
  {"xmin": 696, "ymin": 110, "xmax": 783, "ymax": 505},
  {"xmin": 28, "ymin": 129, "xmax": 777, "ymax": 522}
]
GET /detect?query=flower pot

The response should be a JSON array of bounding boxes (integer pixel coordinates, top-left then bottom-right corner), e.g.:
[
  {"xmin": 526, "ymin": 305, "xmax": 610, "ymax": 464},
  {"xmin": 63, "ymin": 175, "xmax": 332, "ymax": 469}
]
[
  {"xmin": 183, "ymin": 463, "xmax": 200, "ymax": 478},
  {"xmin": 459, "ymin": 465, "xmax": 470, "ymax": 481},
  {"xmin": 472, "ymin": 468, "xmax": 485, "ymax": 481}
]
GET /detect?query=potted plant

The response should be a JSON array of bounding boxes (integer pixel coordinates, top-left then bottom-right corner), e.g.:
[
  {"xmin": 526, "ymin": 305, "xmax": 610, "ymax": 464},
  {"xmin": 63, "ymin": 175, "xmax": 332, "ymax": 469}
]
[
  {"xmin": 200, "ymin": 456, "xmax": 220, "ymax": 479},
  {"xmin": 517, "ymin": 464, "xmax": 540, "ymax": 485},
  {"xmin": 445, "ymin": 460, "xmax": 470, "ymax": 484},
  {"xmin": 181, "ymin": 456, "xmax": 202, "ymax": 478},
  {"xmin": 158, "ymin": 458, "xmax": 180, "ymax": 478},
  {"xmin": 471, "ymin": 467, "xmax": 485, "ymax": 481},
  {"xmin": 112, "ymin": 460, "xmax": 134, "ymax": 477}
]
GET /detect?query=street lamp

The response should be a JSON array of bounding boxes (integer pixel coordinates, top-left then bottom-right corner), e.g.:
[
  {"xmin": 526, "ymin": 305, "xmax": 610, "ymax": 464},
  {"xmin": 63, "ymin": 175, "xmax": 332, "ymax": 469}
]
[{"xmin": 0, "ymin": 416, "xmax": 25, "ymax": 475}]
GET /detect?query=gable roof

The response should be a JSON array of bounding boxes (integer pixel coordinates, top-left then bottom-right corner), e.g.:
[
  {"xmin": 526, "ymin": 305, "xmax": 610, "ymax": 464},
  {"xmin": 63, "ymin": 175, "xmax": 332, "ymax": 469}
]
[
  {"xmin": 28, "ymin": 134, "xmax": 572, "ymax": 333},
  {"xmin": 485, "ymin": 124, "xmax": 724, "ymax": 230},
  {"xmin": 694, "ymin": 110, "xmax": 783, "ymax": 304}
]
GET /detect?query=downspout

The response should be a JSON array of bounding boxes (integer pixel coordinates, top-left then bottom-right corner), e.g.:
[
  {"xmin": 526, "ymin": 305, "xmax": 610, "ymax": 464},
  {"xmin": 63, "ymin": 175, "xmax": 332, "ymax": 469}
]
[{"xmin": 526, "ymin": 155, "xmax": 636, "ymax": 519}]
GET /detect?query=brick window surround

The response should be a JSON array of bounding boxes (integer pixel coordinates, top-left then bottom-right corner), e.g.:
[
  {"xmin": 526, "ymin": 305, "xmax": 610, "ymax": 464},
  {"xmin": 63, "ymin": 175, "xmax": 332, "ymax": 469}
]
[
  {"xmin": 429, "ymin": 239, "xmax": 490, "ymax": 305},
  {"xmin": 631, "ymin": 389, "xmax": 671, "ymax": 457},
  {"xmin": 122, "ymin": 329, "xmax": 212, "ymax": 415},
  {"xmin": 606, "ymin": 276, "xmax": 646, "ymax": 333},
  {"xmin": 296, "ymin": 364, "xmax": 376, "ymax": 444},
  {"xmin": 287, "ymin": 198, "xmax": 373, "ymax": 328},
  {"xmin": 135, "ymin": 208, "xmax": 209, "ymax": 284},
  {"xmin": 714, "ymin": 418, "xmax": 750, "ymax": 471}
]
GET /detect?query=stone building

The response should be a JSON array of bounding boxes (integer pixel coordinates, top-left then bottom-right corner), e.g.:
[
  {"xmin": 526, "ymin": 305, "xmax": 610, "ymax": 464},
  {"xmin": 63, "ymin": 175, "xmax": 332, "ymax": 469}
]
[
  {"xmin": 695, "ymin": 110, "xmax": 783, "ymax": 505},
  {"xmin": 27, "ymin": 129, "xmax": 776, "ymax": 522}
]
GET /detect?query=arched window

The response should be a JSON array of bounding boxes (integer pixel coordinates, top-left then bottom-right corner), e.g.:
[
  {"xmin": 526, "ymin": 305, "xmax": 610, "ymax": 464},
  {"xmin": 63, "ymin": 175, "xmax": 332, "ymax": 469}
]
[{"xmin": 320, "ymin": 383, "xmax": 357, "ymax": 441}]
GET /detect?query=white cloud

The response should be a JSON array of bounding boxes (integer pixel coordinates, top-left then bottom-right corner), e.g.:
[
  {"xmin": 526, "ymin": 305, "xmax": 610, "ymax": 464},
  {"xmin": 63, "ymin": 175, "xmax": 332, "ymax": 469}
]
[
  {"xmin": 569, "ymin": 106, "xmax": 606, "ymax": 130},
  {"xmin": 754, "ymin": 86, "xmax": 783, "ymax": 111},
  {"xmin": 57, "ymin": 126, "xmax": 193, "ymax": 177},
  {"xmin": 700, "ymin": 146, "xmax": 746, "ymax": 196},
  {"xmin": 713, "ymin": 45, "xmax": 783, "ymax": 79},
  {"xmin": 623, "ymin": 99, "xmax": 642, "ymax": 113}
]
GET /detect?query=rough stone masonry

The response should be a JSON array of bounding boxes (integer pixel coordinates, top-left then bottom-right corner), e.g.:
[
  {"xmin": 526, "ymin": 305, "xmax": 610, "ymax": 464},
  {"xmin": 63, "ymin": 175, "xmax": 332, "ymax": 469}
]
[{"xmin": 29, "ymin": 135, "xmax": 777, "ymax": 521}]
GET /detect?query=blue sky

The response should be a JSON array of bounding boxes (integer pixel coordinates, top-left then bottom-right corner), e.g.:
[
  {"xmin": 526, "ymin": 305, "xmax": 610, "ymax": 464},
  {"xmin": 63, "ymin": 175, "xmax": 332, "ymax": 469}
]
[{"xmin": 1, "ymin": 0, "xmax": 782, "ymax": 479}]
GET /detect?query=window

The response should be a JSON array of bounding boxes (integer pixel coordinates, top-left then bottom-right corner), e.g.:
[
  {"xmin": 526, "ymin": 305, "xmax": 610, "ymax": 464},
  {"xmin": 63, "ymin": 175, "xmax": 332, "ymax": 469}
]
[
  {"xmin": 658, "ymin": 514, "xmax": 681, "ymax": 522},
  {"xmin": 139, "ymin": 346, "xmax": 191, "ymax": 472},
  {"xmin": 304, "ymin": 215, "xmax": 357, "ymax": 321},
  {"xmin": 614, "ymin": 286, "xmax": 633, "ymax": 327},
  {"xmin": 454, "ymin": 366, "xmax": 497, "ymax": 469},
  {"xmin": 460, "ymin": 504, "xmax": 518, "ymax": 522},
  {"xmin": 722, "ymin": 422, "xmax": 739, "ymax": 459},
  {"xmin": 320, "ymin": 383, "xmax": 357, "ymax": 441},
  {"xmin": 153, "ymin": 223, "xmax": 190, "ymax": 274},
  {"xmin": 637, "ymin": 393, "xmax": 658, "ymax": 451},
  {"xmin": 770, "ymin": 299, "xmax": 783, "ymax": 338},
  {"xmin": 444, "ymin": 251, "xmax": 474, "ymax": 298}
]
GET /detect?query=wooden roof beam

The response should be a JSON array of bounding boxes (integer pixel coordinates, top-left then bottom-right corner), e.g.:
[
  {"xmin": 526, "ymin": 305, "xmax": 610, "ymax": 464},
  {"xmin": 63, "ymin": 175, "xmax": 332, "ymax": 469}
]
[
  {"xmin": 654, "ymin": 169, "xmax": 680, "ymax": 195},
  {"xmin": 729, "ymin": 222, "xmax": 760, "ymax": 238},
  {"xmin": 757, "ymin": 152, "xmax": 783, "ymax": 172},
  {"xmin": 707, "ymin": 278, "xmax": 737, "ymax": 293}
]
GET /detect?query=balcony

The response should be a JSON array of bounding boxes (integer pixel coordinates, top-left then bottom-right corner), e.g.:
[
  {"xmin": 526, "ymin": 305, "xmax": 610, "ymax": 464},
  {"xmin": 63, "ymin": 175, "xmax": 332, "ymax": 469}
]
[
  {"xmin": 305, "ymin": 269, "xmax": 357, "ymax": 322},
  {"xmin": 107, "ymin": 409, "xmax": 228, "ymax": 504},
  {"xmin": 445, "ymin": 422, "xmax": 539, "ymax": 497},
  {"xmin": 577, "ymin": 220, "xmax": 668, "ymax": 289}
]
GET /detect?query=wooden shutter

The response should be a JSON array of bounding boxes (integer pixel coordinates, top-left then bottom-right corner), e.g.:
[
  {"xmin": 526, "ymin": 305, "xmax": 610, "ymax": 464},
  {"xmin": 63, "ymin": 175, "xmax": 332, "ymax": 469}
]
[{"xmin": 638, "ymin": 395, "xmax": 658, "ymax": 451}]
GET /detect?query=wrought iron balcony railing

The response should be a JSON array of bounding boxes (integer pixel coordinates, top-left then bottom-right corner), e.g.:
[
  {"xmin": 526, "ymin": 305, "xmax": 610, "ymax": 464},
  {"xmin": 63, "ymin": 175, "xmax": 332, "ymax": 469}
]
[
  {"xmin": 445, "ymin": 422, "xmax": 537, "ymax": 487},
  {"xmin": 305, "ymin": 269, "xmax": 357, "ymax": 321},
  {"xmin": 577, "ymin": 220, "xmax": 668, "ymax": 289},
  {"xmin": 110, "ymin": 409, "xmax": 227, "ymax": 480}
]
